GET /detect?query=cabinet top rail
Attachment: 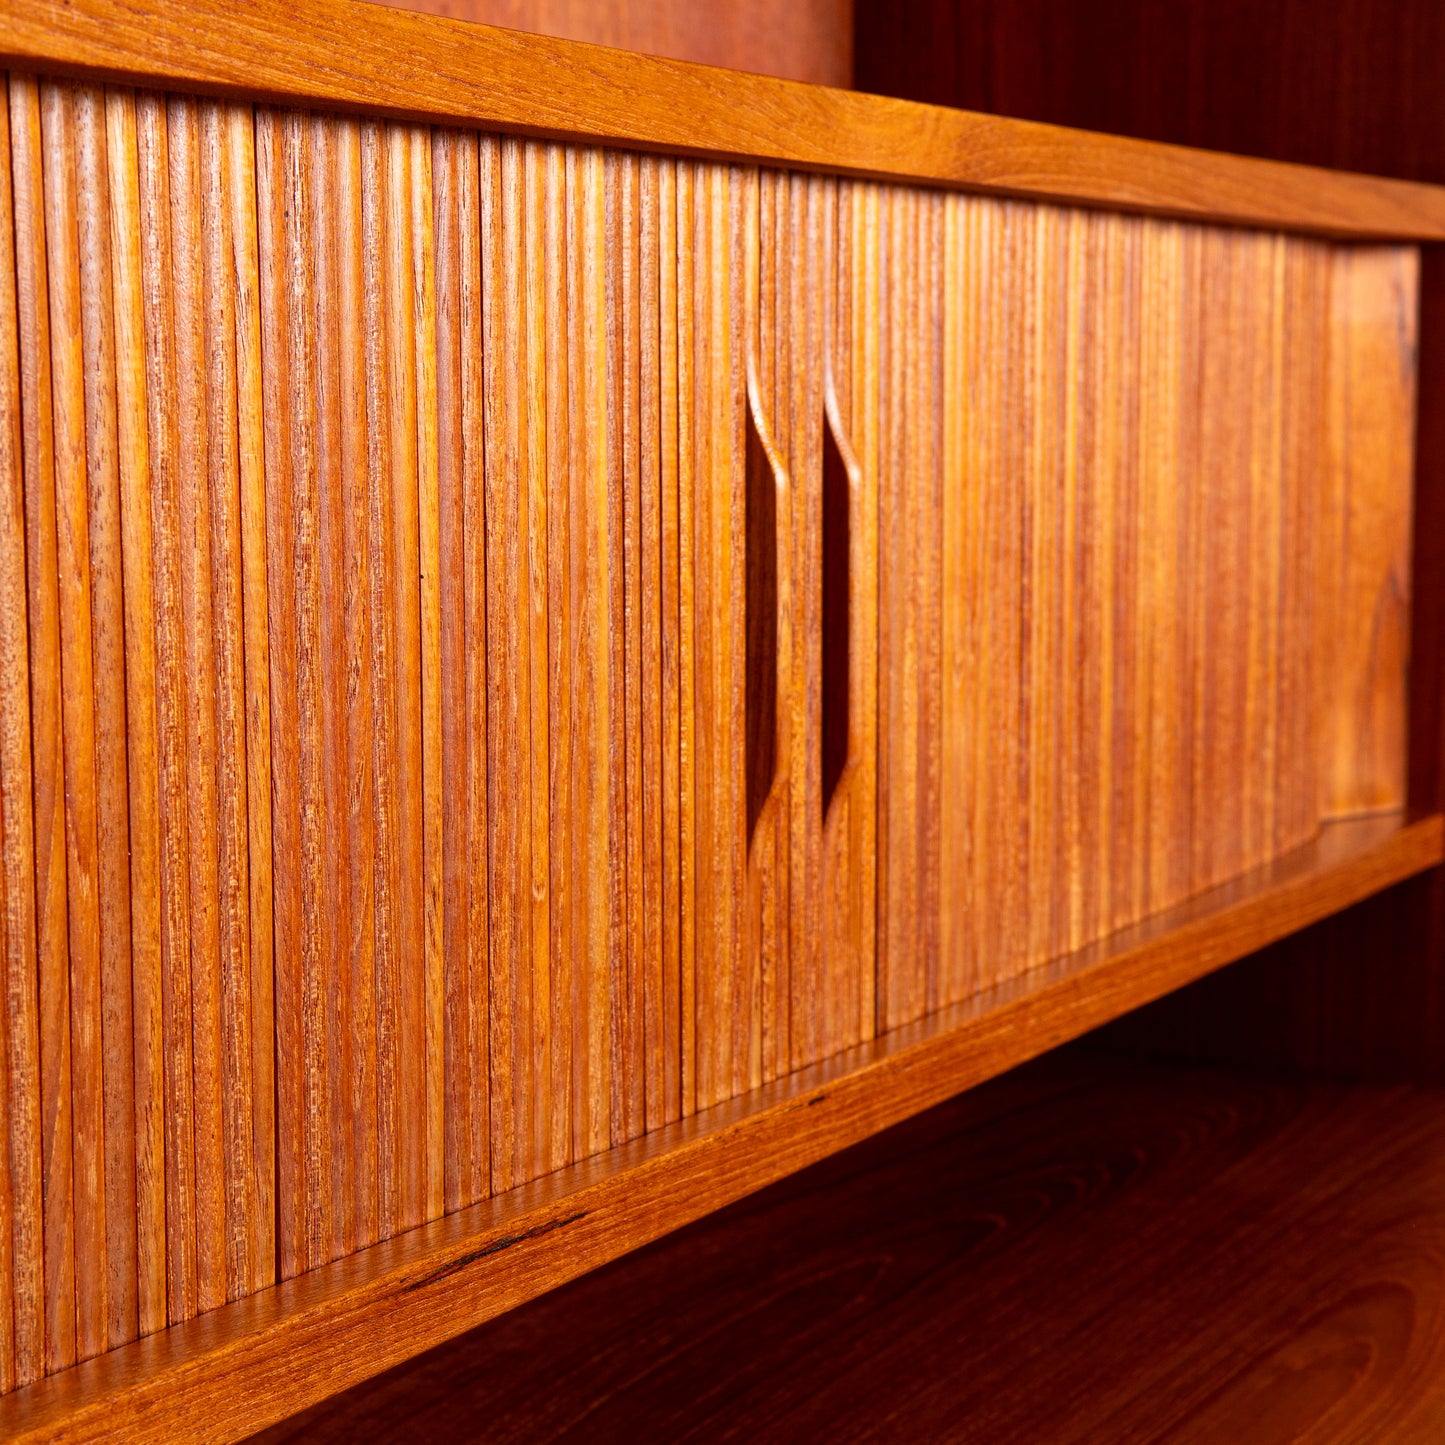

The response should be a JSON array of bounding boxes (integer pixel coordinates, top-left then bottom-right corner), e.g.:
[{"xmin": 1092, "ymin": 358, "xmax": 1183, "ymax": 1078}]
[{"xmin": 5, "ymin": 0, "xmax": 1445, "ymax": 240}]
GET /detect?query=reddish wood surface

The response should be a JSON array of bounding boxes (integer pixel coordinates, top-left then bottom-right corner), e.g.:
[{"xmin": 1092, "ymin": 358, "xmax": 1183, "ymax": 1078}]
[
  {"xmin": 370, "ymin": 0, "xmax": 853, "ymax": 90},
  {"xmin": 6, "ymin": 0, "xmax": 1445, "ymax": 238},
  {"xmin": 0, "ymin": 3, "xmax": 1439, "ymax": 1427},
  {"xmin": 855, "ymin": 0, "xmax": 1445, "ymax": 1084},
  {"xmin": 854, "ymin": 0, "xmax": 1445, "ymax": 184},
  {"xmin": 253, "ymin": 1048, "xmax": 1445, "ymax": 1443},
  {"xmin": 0, "ymin": 811, "xmax": 1436, "ymax": 1444}
]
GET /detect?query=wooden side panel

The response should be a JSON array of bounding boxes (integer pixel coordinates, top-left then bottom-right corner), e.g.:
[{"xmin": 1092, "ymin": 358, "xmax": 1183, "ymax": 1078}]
[{"xmin": 1321, "ymin": 245, "xmax": 1418, "ymax": 819}]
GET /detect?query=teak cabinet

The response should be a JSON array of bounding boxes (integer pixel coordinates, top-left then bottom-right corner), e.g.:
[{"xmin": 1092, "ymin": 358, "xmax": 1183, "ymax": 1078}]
[{"xmin": 0, "ymin": 1, "xmax": 1442, "ymax": 1438}]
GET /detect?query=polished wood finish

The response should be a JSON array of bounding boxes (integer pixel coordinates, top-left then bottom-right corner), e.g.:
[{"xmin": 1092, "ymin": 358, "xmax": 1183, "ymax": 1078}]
[
  {"xmin": 1, "ymin": 69, "xmax": 1395, "ymax": 1331},
  {"xmin": 0, "ymin": 1, "xmax": 1439, "ymax": 1432},
  {"xmin": 371, "ymin": 0, "xmax": 854, "ymax": 90},
  {"xmin": 0, "ymin": 812, "xmax": 1437, "ymax": 1443},
  {"xmin": 6, "ymin": 0, "xmax": 1445, "ymax": 239},
  {"xmin": 252, "ymin": 1049, "xmax": 1445, "ymax": 1443},
  {"xmin": 873, "ymin": 197, "xmax": 1414, "ymax": 1031},
  {"xmin": 855, "ymin": 0, "xmax": 1445, "ymax": 1087}
]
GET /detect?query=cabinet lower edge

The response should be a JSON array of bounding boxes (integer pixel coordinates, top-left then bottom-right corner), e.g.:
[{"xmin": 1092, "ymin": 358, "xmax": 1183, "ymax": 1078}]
[{"xmin": 5, "ymin": 811, "xmax": 1440, "ymax": 1445}]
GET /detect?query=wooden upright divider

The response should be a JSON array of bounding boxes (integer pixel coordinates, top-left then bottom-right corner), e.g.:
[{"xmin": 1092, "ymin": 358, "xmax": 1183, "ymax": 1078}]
[{"xmin": 0, "ymin": 0, "xmax": 1440, "ymax": 1436}]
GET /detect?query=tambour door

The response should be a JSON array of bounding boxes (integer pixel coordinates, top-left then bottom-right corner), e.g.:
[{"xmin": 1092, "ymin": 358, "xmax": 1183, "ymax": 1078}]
[
  {"xmin": 0, "ymin": 71, "xmax": 884, "ymax": 1385},
  {"xmin": 687, "ymin": 165, "xmax": 880, "ymax": 1106},
  {"xmin": 871, "ymin": 188, "xmax": 1416, "ymax": 1031}
]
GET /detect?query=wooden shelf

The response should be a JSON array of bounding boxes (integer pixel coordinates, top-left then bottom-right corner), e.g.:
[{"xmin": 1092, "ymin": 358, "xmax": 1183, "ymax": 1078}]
[
  {"xmin": 250, "ymin": 1044, "xmax": 1445, "ymax": 1442},
  {"xmin": 3, "ymin": 810, "xmax": 1438, "ymax": 1444},
  {"xmin": 8, "ymin": 0, "xmax": 1445, "ymax": 237}
]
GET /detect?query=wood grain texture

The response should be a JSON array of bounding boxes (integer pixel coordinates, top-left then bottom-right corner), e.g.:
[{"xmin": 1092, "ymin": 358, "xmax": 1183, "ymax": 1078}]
[
  {"xmin": 0, "ymin": 76, "xmax": 46, "ymax": 1393},
  {"xmin": 103, "ymin": 84, "xmax": 165, "ymax": 1340},
  {"xmin": 874, "ymin": 193, "xmax": 1414, "ymax": 1030},
  {"xmin": 854, "ymin": 0, "xmax": 1445, "ymax": 1094},
  {"xmin": 10, "ymin": 70, "xmax": 77, "ymax": 1378},
  {"xmin": 0, "ymin": 812, "xmax": 1436, "ymax": 1444},
  {"xmin": 820, "ymin": 176, "xmax": 878, "ymax": 1058},
  {"xmin": 1321, "ymin": 245, "xmax": 1417, "ymax": 819},
  {"xmin": 252, "ymin": 1049, "xmax": 1445, "ymax": 1445},
  {"xmin": 370, "ymin": 0, "xmax": 854, "ymax": 90},
  {"xmin": 6, "ymin": 0, "xmax": 1445, "ymax": 240},
  {"xmin": 0, "ymin": 40, "xmax": 1428, "ymax": 1432}
]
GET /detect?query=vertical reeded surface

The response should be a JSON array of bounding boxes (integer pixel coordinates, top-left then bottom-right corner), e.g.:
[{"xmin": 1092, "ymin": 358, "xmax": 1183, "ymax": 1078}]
[
  {"xmin": 873, "ymin": 185, "xmax": 1413, "ymax": 1030},
  {"xmin": 0, "ymin": 71, "xmax": 1417, "ymax": 1390}
]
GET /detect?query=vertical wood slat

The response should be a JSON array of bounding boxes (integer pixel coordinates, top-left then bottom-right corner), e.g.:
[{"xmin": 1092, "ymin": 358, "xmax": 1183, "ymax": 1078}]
[
  {"xmin": 688, "ymin": 161, "xmax": 752, "ymax": 1112},
  {"xmin": 357, "ymin": 117, "xmax": 409, "ymax": 1247},
  {"xmin": 876, "ymin": 182, "xmax": 944, "ymax": 1032},
  {"xmin": 481, "ymin": 132, "xmax": 526, "ymax": 1196},
  {"xmin": 0, "ymin": 75, "xmax": 45, "ymax": 1392},
  {"xmin": 641, "ymin": 152, "xmax": 682, "ymax": 1133},
  {"xmin": 434, "ymin": 125, "xmax": 488, "ymax": 1212},
  {"xmin": 103, "ymin": 84, "xmax": 166, "ymax": 1339},
  {"xmin": 839, "ymin": 178, "xmax": 880, "ymax": 1049},
  {"xmin": 574, "ymin": 142, "xmax": 611, "ymax": 1162},
  {"xmin": 675, "ymin": 158, "xmax": 697, "ymax": 1125},
  {"xmin": 166, "ymin": 92, "xmax": 226, "ymax": 1320},
  {"xmin": 10, "ymin": 71, "xmax": 77, "ymax": 1376},
  {"xmin": 749, "ymin": 168, "xmax": 790, "ymax": 1087},
  {"xmin": 229, "ymin": 100, "xmax": 276, "ymax": 1302},
  {"xmin": 335, "ymin": 112, "xmax": 375, "ymax": 1257},
  {"xmin": 196, "ymin": 97, "xmax": 263, "ymax": 1306},
  {"xmin": 135, "ymin": 86, "xmax": 196, "ymax": 1323},
  {"xmin": 612, "ymin": 147, "xmax": 646, "ymax": 1148},
  {"xmin": 309, "ymin": 110, "xmax": 353, "ymax": 1267},
  {"xmin": 781, "ymin": 171, "xmax": 823, "ymax": 1079},
  {"xmin": 72, "ymin": 83, "xmax": 137, "ymax": 1349},
  {"xmin": 39, "ymin": 78, "xmax": 109, "ymax": 1363}
]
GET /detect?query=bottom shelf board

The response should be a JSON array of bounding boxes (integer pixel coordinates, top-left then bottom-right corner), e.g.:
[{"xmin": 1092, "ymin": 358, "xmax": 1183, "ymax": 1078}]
[
  {"xmin": 4, "ymin": 810, "xmax": 1440, "ymax": 1443},
  {"xmin": 257, "ymin": 1047, "xmax": 1445, "ymax": 1443}
]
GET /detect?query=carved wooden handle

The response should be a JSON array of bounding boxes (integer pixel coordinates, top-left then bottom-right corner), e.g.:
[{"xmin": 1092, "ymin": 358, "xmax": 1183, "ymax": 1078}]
[
  {"xmin": 744, "ymin": 362, "xmax": 790, "ymax": 842},
  {"xmin": 822, "ymin": 373, "xmax": 861, "ymax": 818}
]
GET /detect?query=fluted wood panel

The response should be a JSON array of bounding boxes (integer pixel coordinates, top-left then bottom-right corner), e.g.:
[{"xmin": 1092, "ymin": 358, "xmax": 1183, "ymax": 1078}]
[
  {"xmin": 872, "ymin": 187, "xmax": 1415, "ymax": 1031},
  {"xmin": 0, "ymin": 70, "xmax": 1416, "ymax": 1394}
]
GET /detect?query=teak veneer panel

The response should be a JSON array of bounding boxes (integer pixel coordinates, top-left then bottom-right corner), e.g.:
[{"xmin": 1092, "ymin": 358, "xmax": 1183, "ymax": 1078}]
[
  {"xmin": 0, "ymin": 812, "xmax": 1437, "ymax": 1444},
  {"xmin": 871, "ymin": 196, "xmax": 1414, "ymax": 1031},
  {"xmin": 0, "ymin": 4, "xmax": 1436, "ymax": 1431},
  {"xmin": 5, "ymin": 0, "xmax": 1445, "ymax": 239}
]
